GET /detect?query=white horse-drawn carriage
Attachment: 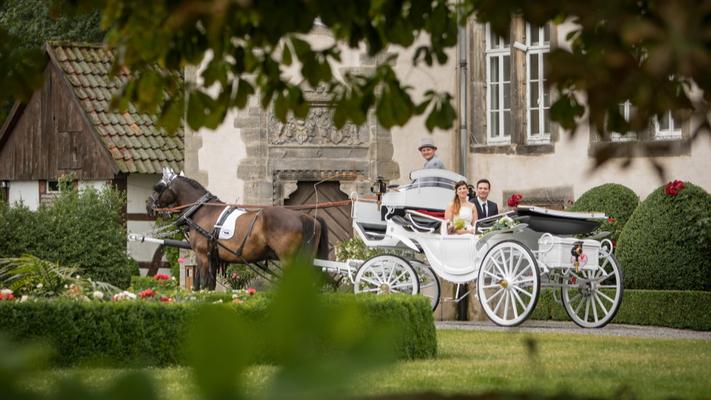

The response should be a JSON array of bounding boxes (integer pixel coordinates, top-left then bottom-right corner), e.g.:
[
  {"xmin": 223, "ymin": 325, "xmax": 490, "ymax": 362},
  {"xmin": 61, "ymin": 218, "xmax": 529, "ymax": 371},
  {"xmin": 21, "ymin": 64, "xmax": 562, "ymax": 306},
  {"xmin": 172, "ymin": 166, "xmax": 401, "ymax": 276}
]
[{"xmin": 316, "ymin": 169, "xmax": 623, "ymax": 328}]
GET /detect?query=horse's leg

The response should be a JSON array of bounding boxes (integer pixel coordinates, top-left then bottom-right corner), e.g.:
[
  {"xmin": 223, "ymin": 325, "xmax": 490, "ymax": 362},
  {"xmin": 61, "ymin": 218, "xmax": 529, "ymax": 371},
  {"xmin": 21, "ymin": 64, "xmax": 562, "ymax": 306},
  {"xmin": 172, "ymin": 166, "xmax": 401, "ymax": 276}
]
[{"xmin": 194, "ymin": 252, "xmax": 209, "ymax": 291}]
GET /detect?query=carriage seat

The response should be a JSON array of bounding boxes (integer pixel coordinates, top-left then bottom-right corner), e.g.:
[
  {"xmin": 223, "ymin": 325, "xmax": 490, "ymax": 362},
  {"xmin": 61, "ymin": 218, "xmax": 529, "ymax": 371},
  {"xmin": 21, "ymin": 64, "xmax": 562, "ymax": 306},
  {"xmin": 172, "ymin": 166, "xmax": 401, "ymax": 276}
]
[{"xmin": 390, "ymin": 209, "xmax": 446, "ymax": 233}]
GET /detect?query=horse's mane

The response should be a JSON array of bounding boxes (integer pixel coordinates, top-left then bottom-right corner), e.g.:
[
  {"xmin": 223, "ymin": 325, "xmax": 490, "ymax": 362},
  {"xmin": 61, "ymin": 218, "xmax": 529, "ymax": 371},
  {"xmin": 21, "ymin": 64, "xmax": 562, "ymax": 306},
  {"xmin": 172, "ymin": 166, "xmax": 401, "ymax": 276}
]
[{"xmin": 175, "ymin": 176, "xmax": 207, "ymax": 193}]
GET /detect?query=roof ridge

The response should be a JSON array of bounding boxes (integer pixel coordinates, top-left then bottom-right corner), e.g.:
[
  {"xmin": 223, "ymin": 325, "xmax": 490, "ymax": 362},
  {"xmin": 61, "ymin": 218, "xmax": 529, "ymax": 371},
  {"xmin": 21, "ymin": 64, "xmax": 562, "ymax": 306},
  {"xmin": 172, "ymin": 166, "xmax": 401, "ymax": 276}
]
[{"xmin": 46, "ymin": 41, "xmax": 108, "ymax": 49}]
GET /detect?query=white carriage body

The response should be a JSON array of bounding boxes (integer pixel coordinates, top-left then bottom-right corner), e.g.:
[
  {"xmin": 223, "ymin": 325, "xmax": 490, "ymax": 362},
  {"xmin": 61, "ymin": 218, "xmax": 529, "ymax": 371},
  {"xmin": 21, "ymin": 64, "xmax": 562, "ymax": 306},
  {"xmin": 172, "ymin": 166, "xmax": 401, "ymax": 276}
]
[
  {"xmin": 537, "ymin": 235, "xmax": 601, "ymax": 271},
  {"xmin": 352, "ymin": 169, "xmax": 609, "ymax": 283}
]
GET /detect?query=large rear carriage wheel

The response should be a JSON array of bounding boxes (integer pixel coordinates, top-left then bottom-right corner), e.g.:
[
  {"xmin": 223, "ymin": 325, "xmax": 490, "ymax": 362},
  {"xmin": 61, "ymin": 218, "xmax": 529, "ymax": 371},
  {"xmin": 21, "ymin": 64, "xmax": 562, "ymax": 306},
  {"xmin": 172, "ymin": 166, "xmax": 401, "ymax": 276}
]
[
  {"xmin": 412, "ymin": 261, "xmax": 441, "ymax": 311},
  {"xmin": 354, "ymin": 255, "xmax": 419, "ymax": 296},
  {"xmin": 477, "ymin": 240, "xmax": 540, "ymax": 327},
  {"xmin": 562, "ymin": 251, "xmax": 623, "ymax": 328}
]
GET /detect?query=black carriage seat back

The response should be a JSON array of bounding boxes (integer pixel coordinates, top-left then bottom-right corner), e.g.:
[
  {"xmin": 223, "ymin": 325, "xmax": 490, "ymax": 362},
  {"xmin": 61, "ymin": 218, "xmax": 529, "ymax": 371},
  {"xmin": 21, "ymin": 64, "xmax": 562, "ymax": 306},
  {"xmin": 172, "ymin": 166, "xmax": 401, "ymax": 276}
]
[
  {"xmin": 403, "ymin": 209, "xmax": 444, "ymax": 233},
  {"xmin": 513, "ymin": 206, "xmax": 603, "ymax": 235}
]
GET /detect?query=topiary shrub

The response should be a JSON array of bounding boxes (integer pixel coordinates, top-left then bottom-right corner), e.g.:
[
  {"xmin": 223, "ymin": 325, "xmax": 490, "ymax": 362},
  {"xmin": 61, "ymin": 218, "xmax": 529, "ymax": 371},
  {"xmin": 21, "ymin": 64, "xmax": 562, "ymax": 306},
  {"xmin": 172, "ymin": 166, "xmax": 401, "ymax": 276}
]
[
  {"xmin": 617, "ymin": 181, "xmax": 711, "ymax": 291},
  {"xmin": 570, "ymin": 183, "xmax": 639, "ymax": 241}
]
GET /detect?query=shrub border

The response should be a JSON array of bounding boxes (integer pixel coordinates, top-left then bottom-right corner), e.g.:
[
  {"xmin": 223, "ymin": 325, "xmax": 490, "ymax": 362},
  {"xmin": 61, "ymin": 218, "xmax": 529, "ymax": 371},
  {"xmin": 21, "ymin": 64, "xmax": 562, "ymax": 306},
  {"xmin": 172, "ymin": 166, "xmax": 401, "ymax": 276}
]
[
  {"xmin": 531, "ymin": 289, "xmax": 711, "ymax": 331},
  {"xmin": 0, "ymin": 294, "xmax": 436, "ymax": 367}
]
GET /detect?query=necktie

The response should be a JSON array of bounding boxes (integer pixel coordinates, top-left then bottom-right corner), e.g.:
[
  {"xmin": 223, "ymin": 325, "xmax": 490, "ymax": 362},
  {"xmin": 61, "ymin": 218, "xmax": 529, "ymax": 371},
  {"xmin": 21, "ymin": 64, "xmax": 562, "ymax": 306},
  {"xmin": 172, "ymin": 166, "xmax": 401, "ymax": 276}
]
[{"xmin": 482, "ymin": 203, "xmax": 487, "ymax": 218}]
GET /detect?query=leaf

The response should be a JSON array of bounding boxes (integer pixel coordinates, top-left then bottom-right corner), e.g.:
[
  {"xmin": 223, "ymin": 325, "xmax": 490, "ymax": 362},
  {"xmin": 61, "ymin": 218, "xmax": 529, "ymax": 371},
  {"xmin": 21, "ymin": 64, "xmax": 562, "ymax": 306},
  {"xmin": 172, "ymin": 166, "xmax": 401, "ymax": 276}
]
[{"xmin": 233, "ymin": 79, "xmax": 255, "ymax": 109}]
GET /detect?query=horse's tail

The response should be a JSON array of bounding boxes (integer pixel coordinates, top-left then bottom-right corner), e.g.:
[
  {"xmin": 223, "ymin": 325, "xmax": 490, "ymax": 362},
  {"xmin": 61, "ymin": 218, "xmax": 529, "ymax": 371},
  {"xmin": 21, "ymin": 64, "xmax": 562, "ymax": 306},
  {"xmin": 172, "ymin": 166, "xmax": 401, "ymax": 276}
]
[{"xmin": 315, "ymin": 216, "xmax": 330, "ymax": 260}]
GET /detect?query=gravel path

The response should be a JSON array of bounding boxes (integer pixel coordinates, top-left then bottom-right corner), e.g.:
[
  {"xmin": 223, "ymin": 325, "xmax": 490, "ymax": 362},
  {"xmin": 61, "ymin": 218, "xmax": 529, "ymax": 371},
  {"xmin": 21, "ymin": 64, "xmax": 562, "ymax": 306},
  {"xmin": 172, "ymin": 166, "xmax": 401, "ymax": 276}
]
[{"xmin": 436, "ymin": 320, "xmax": 711, "ymax": 340}]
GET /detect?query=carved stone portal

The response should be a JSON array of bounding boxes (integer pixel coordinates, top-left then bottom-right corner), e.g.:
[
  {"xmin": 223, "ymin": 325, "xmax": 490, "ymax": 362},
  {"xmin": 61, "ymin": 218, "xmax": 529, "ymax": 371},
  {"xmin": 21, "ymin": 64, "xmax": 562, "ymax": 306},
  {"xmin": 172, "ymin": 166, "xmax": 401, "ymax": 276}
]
[{"xmin": 236, "ymin": 80, "xmax": 399, "ymax": 206}]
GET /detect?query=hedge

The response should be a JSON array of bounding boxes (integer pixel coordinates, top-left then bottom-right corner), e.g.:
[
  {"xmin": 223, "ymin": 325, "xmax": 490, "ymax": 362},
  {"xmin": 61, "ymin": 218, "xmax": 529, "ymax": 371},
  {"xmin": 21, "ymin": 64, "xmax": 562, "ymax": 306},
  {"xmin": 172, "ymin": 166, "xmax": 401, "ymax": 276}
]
[
  {"xmin": 531, "ymin": 289, "xmax": 711, "ymax": 331},
  {"xmin": 0, "ymin": 294, "xmax": 436, "ymax": 367},
  {"xmin": 616, "ymin": 181, "xmax": 711, "ymax": 291},
  {"xmin": 569, "ymin": 183, "xmax": 639, "ymax": 242}
]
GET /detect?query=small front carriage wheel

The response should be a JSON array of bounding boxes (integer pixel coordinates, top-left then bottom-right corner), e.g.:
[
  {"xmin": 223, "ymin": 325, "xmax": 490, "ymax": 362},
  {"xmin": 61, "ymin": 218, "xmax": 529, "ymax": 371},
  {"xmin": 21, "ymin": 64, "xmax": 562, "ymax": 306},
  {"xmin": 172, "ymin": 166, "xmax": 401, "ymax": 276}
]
[
  {"xmin": 562, "ymin": 251, "xmax": 623, "ymax": 328},
  {"xmin": 477, "ymin": 240, "xmax": 540, "ymax": 327},
  {"xmin": 354, "ymin": 255, "xmax": 419, "ymax": 296}
]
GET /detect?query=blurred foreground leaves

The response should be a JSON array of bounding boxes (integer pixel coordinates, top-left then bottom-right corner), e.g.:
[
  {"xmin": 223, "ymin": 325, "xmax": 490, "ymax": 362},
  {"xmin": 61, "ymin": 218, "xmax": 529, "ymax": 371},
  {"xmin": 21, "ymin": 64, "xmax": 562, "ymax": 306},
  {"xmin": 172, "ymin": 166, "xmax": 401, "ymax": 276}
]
[{"xmin": 1, "ymin": 257, "xmax": 399, "ymax": 400}]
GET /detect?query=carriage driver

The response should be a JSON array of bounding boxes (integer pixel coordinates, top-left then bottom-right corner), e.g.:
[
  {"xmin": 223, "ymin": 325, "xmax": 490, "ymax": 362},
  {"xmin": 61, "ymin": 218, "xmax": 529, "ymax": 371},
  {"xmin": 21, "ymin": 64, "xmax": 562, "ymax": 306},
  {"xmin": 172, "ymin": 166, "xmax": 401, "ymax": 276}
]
[{"xmin": 419, "ymin": 137, "xmax": 445, "ymax": 169}]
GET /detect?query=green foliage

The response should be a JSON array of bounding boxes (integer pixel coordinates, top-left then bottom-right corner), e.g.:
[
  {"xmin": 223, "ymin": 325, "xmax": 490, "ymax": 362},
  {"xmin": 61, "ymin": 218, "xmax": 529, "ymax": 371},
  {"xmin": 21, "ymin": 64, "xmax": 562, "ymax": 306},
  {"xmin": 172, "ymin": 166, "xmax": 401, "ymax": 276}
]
[
  {"xmin": 617, "ymin": 182, "xmax": 711, "ymax": 290},
  {"xmin": 0, "ymin": 293, "xmax": 435, "ymax": 367},
  {"xmin": 130, "ymin": 275, "xmax": 178, "ymax": 292},
  {"xmin": 570, "ymin": 183, "xmax": 639, "ymax": 241},
  {"xmin": 222, "ymin": 263, "xmax": 256, "ymax": 290},
  {"xmin": 532, "ymin": 289, "xmax": 711, "ymax": 331},
  {"xmin": 0, "ymin": 0, "xmax": 103, "ymax": 126},
  {"xmin": 0, "ymin": 187, "xmax": 136, "ymax": 288}
]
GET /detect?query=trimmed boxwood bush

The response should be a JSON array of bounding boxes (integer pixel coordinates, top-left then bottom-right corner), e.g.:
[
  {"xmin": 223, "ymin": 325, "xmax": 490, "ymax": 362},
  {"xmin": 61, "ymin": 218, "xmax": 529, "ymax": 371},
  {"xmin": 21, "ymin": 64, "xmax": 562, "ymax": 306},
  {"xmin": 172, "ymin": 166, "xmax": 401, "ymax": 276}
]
[
  {"xmin": 617, "ymin": 182, "xmax": 711, "ymax": 291},
  {"xmin": 0, "ymin": 294, "xmax": 436, "ymax": 366},
  {"xmin": 569, "ymin": 183, "xmax": 639, "ymax": 241},
  {"xmin": 532, "ymin": 289, "xmax": 711, "ymax": 331}
]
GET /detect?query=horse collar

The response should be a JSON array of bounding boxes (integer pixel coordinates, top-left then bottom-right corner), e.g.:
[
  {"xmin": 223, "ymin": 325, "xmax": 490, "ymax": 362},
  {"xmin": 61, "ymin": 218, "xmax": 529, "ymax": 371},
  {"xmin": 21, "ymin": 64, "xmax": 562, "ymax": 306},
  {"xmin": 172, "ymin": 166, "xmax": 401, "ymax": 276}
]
[{"xmin": 176, "ymin": 192, "xmax": 217, "ymax": 226}]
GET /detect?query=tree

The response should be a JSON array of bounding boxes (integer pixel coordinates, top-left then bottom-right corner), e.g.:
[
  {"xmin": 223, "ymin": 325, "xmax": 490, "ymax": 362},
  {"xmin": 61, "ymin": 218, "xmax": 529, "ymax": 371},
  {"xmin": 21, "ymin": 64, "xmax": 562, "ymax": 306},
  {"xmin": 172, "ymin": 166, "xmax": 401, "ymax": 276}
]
[
  {"xmin": 2, "ymin": 0, "xmax": 710, "ymax": 169},
  {"xmin": 0, "ymin": 0, "xmax": 103, "ymax": 126}
]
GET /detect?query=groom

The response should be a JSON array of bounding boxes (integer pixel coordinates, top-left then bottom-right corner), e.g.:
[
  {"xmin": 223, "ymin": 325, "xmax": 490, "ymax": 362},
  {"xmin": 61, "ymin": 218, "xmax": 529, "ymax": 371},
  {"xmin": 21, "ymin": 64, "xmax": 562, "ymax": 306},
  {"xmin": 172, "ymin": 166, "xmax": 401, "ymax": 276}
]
[{"xmin": 471, "ymin": 179, "xmax": 498, "ymax": 219}]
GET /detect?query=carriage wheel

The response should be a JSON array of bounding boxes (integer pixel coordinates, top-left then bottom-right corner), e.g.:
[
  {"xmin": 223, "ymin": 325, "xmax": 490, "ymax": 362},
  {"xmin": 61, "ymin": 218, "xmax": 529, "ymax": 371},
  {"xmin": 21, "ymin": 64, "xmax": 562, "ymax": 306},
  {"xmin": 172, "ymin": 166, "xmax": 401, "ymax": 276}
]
[
  {"xmin": 562, "ymin": 252, "xmax": 623, "ymax": 328},
  {"xmin": 412, "ymin": 261, "xmax": 441, "ymax": 311},
  {"xmin": 354, "ymin": 255, "xmax": 419, "ymax": 296},
  {"xmin": 477, "ymin": 240, "xmax": 540, "ymax": 327}
]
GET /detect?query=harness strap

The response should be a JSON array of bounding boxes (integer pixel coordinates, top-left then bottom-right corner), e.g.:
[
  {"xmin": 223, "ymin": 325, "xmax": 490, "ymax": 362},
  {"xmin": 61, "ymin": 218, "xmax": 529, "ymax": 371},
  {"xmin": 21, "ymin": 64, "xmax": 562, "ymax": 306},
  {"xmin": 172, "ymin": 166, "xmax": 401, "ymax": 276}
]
[{"xmin": 176, "ymin": 192, "xmax": 217, "ymax": 227}]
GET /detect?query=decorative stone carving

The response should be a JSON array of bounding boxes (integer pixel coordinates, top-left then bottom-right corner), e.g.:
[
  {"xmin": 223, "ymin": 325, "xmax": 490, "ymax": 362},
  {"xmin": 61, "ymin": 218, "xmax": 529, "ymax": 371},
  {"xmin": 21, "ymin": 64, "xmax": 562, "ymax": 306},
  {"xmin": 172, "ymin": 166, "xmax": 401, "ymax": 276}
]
[{"xmin": 268, "ymin": 107, "xmax": 365, "ymax": 146}]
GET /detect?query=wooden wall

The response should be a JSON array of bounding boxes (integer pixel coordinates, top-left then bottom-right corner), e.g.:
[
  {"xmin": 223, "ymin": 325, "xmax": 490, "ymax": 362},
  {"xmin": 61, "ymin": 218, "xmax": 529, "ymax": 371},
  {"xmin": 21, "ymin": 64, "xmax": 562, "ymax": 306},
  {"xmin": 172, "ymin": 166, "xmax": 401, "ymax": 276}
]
[{"xmin": 0, "ymin": 64, "xmax": 116, "ymax": 181}]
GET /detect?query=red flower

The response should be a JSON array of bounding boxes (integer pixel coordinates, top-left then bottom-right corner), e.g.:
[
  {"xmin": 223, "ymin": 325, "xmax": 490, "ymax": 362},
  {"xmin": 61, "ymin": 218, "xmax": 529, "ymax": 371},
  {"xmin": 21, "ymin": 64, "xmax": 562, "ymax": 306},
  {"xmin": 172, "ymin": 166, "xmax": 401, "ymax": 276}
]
[
  {"xmin": 507, "ymin": 194, "xmax": 523, "ymax": 207},
  {"xmin": 607, "ymin": 217, "xmax": 616, "ymax": 223},
  {"xmin": 0, "ymin": 293, "xmax": 15, "ymax": 301},
  {"xmin": 247, "ymin": 287, "xmax": 256, "ymax": 295},
  {"xmin": 139, "ymin": 288, "xmax": 155, "ymax": 299},
  {"xmin": 159, "ymin": 295, "xmax": 172, "ymax": 303},
  {"xmin": 665, "ymin": 180, "xmax": 685, "ymax": 197},
  {"xmin": 154, "ymin": 273, "xmax": 170, "ymax": 281},
  {"xmin": 231, "ymin": 272, "xmax": 239, "ymax": 281}
]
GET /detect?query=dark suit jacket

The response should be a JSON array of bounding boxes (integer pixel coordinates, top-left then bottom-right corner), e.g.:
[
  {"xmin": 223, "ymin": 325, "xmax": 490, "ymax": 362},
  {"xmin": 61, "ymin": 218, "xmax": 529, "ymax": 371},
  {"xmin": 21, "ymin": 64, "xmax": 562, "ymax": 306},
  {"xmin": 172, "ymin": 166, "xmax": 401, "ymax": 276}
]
[{"xmin": 471, "ymin": 198, "xmax": 499, "ymax": 219}]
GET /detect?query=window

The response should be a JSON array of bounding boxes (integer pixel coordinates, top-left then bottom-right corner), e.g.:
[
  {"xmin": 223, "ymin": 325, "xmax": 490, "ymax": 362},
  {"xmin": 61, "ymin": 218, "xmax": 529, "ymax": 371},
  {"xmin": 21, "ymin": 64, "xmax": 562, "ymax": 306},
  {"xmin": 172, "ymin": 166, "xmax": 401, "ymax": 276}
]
[
  {"xmin": 485, "ymin": 25, "xmax": 511, "ymax": 143},
  {"xmin": 653, "ymin": 111, "xmax": 682, "ymax": 140},
  {"xmin": 47, "ymin": 181, "xmax": 61, "ymax": 193},
  {"xmin": 526, "ymin": 24, "xmax": 551, "ymax": 143},
  {"xmin": 610, "ymin": 101, "xmax": 638, "ymax": 142},
  {"xmin": 472, "ymin": 19, "xmax": 557, "ymax": 153}
]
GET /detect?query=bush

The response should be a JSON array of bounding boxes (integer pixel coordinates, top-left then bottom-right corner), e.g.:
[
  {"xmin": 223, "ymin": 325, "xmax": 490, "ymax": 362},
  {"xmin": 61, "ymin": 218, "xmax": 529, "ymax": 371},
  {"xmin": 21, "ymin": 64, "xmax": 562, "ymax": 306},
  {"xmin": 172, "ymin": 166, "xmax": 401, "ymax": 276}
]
[
  {"xmin": 0, "ymin": 187, "xmax": 135, "ymax": 288},
  {"xmin": 0, "ymin": 294, "xmax": 436, "ymax": 366},
  {"xmin": 617, "ymin": 182, "xmax": 711, "ymax": 290},
  {"xmin": 569, "ymin": 183, "xmax": 639, "ymax": 241},
  {"xmin": 531, "ymin": 289, "xmax": 711, "ymax": 331}
]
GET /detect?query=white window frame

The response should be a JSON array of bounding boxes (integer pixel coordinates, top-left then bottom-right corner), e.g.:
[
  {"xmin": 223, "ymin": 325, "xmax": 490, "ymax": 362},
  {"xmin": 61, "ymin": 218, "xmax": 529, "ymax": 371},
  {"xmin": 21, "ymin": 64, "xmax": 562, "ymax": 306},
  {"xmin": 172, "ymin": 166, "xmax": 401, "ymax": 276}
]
[
  {"xmin": 610, "ymin": 101, "xmax": 638, "ymax": 142},
  {"xmin": 653, "ymin": 111, "xmax": 682, "ymax": 140},
  {"xmin": 485, "ymin": 24, "xmax": 511, "ymax": 144},
  {"xmin": 525, "ymin": 24, "xmax": 551, "ymax": 144}
]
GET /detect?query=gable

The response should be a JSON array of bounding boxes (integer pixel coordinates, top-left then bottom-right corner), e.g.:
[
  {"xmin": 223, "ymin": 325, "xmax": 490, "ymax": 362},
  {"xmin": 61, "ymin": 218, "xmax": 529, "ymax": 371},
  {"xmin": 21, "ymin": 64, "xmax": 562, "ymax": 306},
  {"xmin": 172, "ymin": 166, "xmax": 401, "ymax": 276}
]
[{"xmin": 0, "ymin": 63, "xmax": 117, "ymax": 180}]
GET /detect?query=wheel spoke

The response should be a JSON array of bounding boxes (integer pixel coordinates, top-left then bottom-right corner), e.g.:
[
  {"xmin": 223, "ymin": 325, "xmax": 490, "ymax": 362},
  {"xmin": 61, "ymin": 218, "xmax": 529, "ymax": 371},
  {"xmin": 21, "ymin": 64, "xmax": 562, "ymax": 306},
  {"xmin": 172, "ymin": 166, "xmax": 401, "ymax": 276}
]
[
  {"xmin": 511, "ymin": 288, "xmax": 527, "ymax": 311},
  {"xmin": 511, "ymin": 277, "xmax": 535, "ymax": 285},
  {"xmin": 574, "ymin": 294, "xmax": 585, "ymax": 315},
  {"xmin": 597, "ymin": 290, "xmax": 615, "ymax": 304},
  {"xmin": 584, "ymin": 297, "xmax": 591, "ymax": 322},
  {"xmin": 592, "ymin": 296, "xmax": 600, "ymax": 322},
  {"xmin": 598, "ymin": 284, "xmax": 619, "ymax": 289},
  {"xmin": 390, "ymin": 282, "xmax": 415, "ymax": 290},
  {"xmin": 360, "ymin": 288, "xmax": 380, "ymax": 293},
  {"xmin": 502, "ymin": 291, "xmax": 510, "ymax": 320},
  {"xmin": 359, "ymin": 276, "xmax": 380, "ymax": 287},
  {"xmin": 513, "ymin": 284, "xmax": 533, "ymax": 298},
  {"xmin": 593, "ymin": 293, "xmax": 609, "ymax": 316},
  {"xmin": 483, "ymin": 270, "xmax": 502, "ymax": 280},
  {"xmin": 482, "ymin": 283, "xmax": 502, "ymax": 289},
  {"xmin": 491, "ymin": 256, "xmax": 507, "ymax": 278},
  {"xmin": 492, "ymin": 289, "xmax": 506, "ymax": 314},
  {"xmin": 509, "ymin": 291, "xmax": 520, "ymax": 319}
]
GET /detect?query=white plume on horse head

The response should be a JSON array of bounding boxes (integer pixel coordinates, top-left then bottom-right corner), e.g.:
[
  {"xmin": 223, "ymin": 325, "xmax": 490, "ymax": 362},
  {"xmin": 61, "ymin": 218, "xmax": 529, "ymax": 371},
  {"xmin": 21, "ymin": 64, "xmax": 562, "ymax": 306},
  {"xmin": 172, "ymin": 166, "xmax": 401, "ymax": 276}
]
[{"xmin": 161, "ymin": 167, "xmax": 178, "ymax": 184}]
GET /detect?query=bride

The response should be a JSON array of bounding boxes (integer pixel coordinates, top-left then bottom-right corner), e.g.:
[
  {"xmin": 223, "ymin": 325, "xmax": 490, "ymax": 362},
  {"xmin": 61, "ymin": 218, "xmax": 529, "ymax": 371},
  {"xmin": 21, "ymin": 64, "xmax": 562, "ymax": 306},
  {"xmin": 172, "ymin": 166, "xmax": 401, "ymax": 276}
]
[{"xmin": 444, "ymin": 180, "xmax": 478, "ymax": 234}]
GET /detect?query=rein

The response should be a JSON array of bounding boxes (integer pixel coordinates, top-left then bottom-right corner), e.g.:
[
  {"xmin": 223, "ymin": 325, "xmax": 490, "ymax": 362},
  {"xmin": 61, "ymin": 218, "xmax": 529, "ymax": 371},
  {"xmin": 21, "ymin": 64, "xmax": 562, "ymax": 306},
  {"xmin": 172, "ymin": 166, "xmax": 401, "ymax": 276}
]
[{"xmin": 154, "ymin": 199, "xmax": 353, "ymax": 214}]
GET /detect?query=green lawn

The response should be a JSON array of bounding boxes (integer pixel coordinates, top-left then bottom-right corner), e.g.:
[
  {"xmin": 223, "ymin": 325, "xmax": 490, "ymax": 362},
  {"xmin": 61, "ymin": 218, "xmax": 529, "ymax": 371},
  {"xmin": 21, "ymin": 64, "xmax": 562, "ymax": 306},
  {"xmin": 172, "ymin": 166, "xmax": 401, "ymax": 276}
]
[{"xmin": 24, "ymin": 330, "xmax": 711, "ymax": 399}]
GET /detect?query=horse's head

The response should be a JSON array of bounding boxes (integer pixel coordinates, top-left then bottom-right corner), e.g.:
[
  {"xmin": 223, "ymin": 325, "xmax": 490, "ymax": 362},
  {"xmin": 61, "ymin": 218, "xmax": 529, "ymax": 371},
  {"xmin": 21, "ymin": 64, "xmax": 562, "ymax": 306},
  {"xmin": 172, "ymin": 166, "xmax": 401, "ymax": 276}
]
[{"xmin": 147, "ymin": 167, "xmax": 182, "ymax": 217}]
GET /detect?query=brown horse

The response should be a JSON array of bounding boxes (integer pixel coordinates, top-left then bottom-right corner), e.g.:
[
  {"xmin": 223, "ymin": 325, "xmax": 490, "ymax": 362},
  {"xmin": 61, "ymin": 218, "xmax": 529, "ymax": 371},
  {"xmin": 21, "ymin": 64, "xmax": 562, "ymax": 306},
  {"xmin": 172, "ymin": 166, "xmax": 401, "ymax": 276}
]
[{"xmin": 146, "ymin": 169, "xmax": 329, "ymax": 290}]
